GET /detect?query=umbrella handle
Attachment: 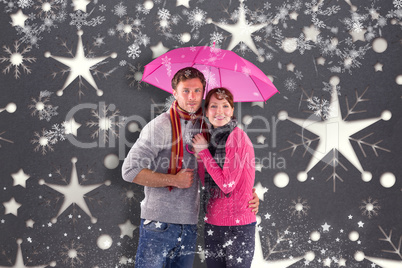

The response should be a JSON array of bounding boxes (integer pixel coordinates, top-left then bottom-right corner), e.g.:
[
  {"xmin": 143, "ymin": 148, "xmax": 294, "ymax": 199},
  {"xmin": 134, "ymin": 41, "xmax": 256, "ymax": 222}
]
[{"xmin": 186, "ymin": 144, "xmax": 195, "ymax": 154}]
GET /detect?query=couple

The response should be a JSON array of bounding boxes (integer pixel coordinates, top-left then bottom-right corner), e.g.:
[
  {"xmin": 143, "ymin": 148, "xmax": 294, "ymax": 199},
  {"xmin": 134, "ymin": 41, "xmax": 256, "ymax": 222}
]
[{"xmin": 122, "ymin": 67, "xmax": 257, "ymax": 268}]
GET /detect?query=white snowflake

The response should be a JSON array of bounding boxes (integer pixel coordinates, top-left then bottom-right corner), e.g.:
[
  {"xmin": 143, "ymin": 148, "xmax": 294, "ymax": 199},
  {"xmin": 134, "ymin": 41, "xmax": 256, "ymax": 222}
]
[
  {"xmin": 322, "ymin": 82, "xmax": 340, "ymax": 95},
  {"xmin": 34, "ymin": 0, "xmax": 65, "ymax": 20},
  {"xmin": 360, "ymin": 197, "xmax": 380, "ymax": 219},
  {"xmin": 295, "ymin": 70, "xmax": 303, "ymax": 80},
  {"xmin": 99, "ymin": 4, "xmax": 106, "ymax": 12},
  {"xmin": 29, "ymin": 90, "xmax": 59, "ymax": 121},
  {"xmin": 127, "ymin": 43, "xmax": 141, "ymax": 59},
  {"xmin": 113, "ymin": 2, "xmax": 127, "ymax": 18},
  {"xmin": 304, "ymin": 0, "xmax": 341, "ymax": 28},
  {"xmin": 44, "ymin": 124, "xmax": 66, "ymax": 144},
  {"xmin": 69, "ymin": 10, "xmax": 105, "ymax": 29},
  {"xmin": 0, "ymin": 40, "xmax": 36, "ymax": 79},
  {"xmin": 201, "ymin": 69, "xmax": 218, "ymax": 88},
  {"xmin": 157, "ymin": 8, "xmax": 171, "ymax": 20},
  {"xmin": 31, "ymin": 129, "xmax": 53, "ymax": 155},
  {"xmin": 107, "ymin": 28, "xmax": 116, "ymax": 36},
  {"xmin": 187, "ymin": 7, "xmax": 207, "ymax": 30},
  {"xmin": 393, "ymin": 0, "xmax": 402, "ymax": 9},
  {"xmin": 283, "ymin": 77, "xmax": 297, "ymax": 92},
  {"xmin": 338, "ymin": 44, "xmax": 371, "ymax": 74},
  {"xmin": 86, "ymin": 103, "xmax": 124, "ymax": 143},
  {"xmin": 163, "ymin": 95, "xmax": 176, "ymax": 112},
  {"xmin": 297, "ymin": 33, "xmax": 314, "ymax": 55},
  {"xmin": 162, "ymin": 56, "xmax": 172, "ymax": 77},
  {"xmin": 210, "ymin": 31, "xmax": 223, "ymax": 45},
  {"xmin": 307, "ymin": 96, "xmax": 334, "ymax": 120},
  {"xmin": 16, "ymin": 23, "xmax": 44, "ymax": 48},
  {"xmin": 17, "ymin": 0, "xmax": 33, "ymax": 9}
]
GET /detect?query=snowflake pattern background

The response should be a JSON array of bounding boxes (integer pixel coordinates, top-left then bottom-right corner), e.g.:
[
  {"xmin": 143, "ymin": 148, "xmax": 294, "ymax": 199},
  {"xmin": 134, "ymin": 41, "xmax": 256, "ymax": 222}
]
[{"xmin": 0, "ymin": 0, "xmax": 401, "ymax": 267}]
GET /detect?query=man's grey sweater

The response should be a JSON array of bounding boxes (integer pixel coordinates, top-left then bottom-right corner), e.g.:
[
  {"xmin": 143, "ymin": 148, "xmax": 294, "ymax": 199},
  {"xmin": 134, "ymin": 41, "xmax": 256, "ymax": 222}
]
[{"xmin": 122, "ymin": 111, "xmax": 201, "ymax": 225}]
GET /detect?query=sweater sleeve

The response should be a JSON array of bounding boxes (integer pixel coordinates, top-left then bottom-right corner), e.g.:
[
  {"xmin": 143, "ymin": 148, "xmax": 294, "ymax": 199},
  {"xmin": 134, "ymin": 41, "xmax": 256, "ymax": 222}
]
[
  {"xmin": 121, "ymin": 114, "xmax": 170, "ymax": 183},
  {"xmin": 198, "ymin": 129, "xmax": 253, "ymax": 194}
]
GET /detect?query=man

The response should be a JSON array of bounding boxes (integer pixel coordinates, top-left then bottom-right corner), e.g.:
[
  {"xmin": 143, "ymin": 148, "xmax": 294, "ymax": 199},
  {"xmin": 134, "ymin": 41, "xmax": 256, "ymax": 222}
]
[{"xmin": 122, "ymin": 67, "xmax": 258, "ymax": 268}]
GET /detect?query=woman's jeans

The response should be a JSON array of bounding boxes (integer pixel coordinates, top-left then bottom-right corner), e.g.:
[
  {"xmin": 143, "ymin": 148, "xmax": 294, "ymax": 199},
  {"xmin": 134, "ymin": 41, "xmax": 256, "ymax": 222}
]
[
  {"xmin": 135, "ymin": 219, "xmax": 198, "ymax": 268},
  {"xmin": 204, "ymin": 222, "xmax": 256, "ymax": 268}
]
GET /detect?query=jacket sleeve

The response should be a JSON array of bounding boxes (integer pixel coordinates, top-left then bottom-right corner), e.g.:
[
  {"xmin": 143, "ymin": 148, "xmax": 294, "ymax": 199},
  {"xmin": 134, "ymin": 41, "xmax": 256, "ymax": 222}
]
[
  {"xmin": 121, "ymin": 116, "xmax": 170, "ymax": 183},
  {"xmin": 198, "ymin": 129, "xmax": 254, "ymax": 194}
]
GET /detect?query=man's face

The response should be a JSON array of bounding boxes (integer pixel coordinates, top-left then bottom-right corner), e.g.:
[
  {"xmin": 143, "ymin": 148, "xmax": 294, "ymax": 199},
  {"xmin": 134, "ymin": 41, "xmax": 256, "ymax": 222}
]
[{"xmin": 173, "ymin": 78, "xmax": 204, "ymax": 113}]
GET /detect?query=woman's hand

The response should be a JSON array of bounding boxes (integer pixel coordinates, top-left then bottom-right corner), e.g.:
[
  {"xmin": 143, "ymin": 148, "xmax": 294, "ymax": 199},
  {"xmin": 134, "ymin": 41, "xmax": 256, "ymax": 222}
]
[
  {"xmin": 249, "ymin": 188, "xmax": 260, "ymax": 215},
  {"xmin": 192, "ymin": 134, "xmax": 209, "ymax": 156}
]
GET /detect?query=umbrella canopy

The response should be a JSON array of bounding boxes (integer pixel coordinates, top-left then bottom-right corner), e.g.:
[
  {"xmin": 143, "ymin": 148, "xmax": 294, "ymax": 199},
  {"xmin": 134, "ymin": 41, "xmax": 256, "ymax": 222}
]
[{"xmin": 142, "ymin": 46, "xmax": 279, "ymax": 102}]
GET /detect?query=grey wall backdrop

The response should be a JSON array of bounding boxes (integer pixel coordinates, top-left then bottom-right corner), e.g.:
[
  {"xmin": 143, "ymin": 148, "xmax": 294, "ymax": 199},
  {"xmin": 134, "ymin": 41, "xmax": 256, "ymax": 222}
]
[{"xmin": 0, "ymin": 0, "xmax": 401, "ymax": 267}]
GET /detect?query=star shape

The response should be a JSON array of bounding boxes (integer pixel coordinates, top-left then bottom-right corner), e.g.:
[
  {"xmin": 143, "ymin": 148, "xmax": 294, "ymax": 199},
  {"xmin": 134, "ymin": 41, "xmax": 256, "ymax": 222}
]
[
  {"xmin": 348, "ymin": 215, "xmax": 353, "ymax": 219},
  {"xmin": 63, "ymin": 116, "xmax": 81, "ymax": 136},
  {"xmin": 264, "ymin": 213, "xmax": 271, "ymax": 219},
  {"xmin": 72, "ymin": 0, "xmax": 91, "ymax": 12},
  {"xmin": 150, "ymin": 41, "xmax": 169, "ymax": 59},
  {"xmin": 358, "ymin": 221, "xmax": 364, "ymax": 227},
  {"xmin": 254, "ymin": 182, "xmax": 268, "ymax": 201},
  {"xmin": 176, "ymin": 0, "xmax": 190, "ymax": 8},
  {"xmin": 303, "ymin": 25, "xmax": 320, "ymax": 43},
  {"xmin": 44, "ymin": 157, "xmax": 104, "ymax": 223},
  {"xmin": 155, "ymin": 221, "xmax": 162, "ymax": 228},
  {"xmin": 323, "ymin": 257, "xmax": 331, "ymax": 266},
  {"xmin": 212, "ymin": 0, "xmax": 267, "ymax": 58},
  {"xmin": 3, "ymin": 198, "xmax": 21, "ymax": 216},
  {"xmin": 316, "ymin": 56, "xmax": 326, "ymax": 65},
  {"xmin": 207, "ymin": 229, "xmax": 214, "ymax": 236},
  {"xmin": 286, "ymin": 62, "xmax": 296, "ymax": 72},
  {"xmin": 26, "ymin": 219, "xmax": 35, "ymax": 228},
  {"xmin": 282, "ymin": 86, "xmax": 388, "ymax": 190},
  {"xmin": 374, "ymin": 62, "xmax": 383, "ymax": 72},
  {"xmin": 339, "ymin": 258, "xmax": 347, "ymax": 266},
  {"xmin": 11, "ymin": 169, "xmax": 30, "ymax": 188},
  {"xmin": 289, "ymin": 11, "xmax": 299, "ymax": 20},
  {"xmin": 256, "ymin": 135, "xmax": 266, "ymax": 144},
  {"xmin": 237, "ymin": 257, "xmax": 243, "ymax": 263},
  {"xmin": 118, "ymin": 219, "xmax": 137, "ymax": 238},
  {"xmin": 10, "ymin": 9, "xmax": 28, "ymax": 28},
  {"xmin": 322, "ymin": 222, "xmax": 331, "ymax": 232},
  {"xmin": 45, "ymin": 30, "xmax": 116, "ymax": 96},
  {"xmin": 349, "ymin": 29, "xmax": 367, "ymax": 42}
]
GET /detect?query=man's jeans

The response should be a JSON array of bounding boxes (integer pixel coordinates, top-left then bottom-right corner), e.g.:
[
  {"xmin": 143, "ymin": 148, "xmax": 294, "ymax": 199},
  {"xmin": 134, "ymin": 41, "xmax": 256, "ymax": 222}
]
[{"xmin": 135, "ymin": 219, "xmax": 198, "ymax": 268}]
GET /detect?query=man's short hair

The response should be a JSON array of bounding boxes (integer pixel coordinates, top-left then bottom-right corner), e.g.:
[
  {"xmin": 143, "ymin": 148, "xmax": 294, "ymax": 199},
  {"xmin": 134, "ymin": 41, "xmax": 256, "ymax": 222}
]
[{"xmin": 171, "ymin": 67, "xmax": 206, "ymax": 92}]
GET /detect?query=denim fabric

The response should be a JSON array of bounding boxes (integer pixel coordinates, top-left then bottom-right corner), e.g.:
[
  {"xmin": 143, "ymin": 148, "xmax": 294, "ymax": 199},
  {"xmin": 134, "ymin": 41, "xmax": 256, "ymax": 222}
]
[
  {"xmin": 204, "ymin": 222, "xmax": 256, "ymax": 268},
  {"xmin": 135, "ymin": 219, "xmax": 198, "ymax": 268}
]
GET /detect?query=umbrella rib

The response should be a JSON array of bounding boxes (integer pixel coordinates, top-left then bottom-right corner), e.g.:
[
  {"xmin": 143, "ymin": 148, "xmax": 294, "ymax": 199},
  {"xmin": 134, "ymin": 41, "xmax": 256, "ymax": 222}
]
[{"xmin": 190, "ymin": 46, "xmax": 205, "ymax": 67}]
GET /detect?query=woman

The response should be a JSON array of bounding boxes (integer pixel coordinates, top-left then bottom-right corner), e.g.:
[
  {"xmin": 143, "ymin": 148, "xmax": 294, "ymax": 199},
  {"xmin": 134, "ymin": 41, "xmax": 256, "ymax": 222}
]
[{"xmin": 192, "ymin": 87, "xmax": 256, "ymax": 268}]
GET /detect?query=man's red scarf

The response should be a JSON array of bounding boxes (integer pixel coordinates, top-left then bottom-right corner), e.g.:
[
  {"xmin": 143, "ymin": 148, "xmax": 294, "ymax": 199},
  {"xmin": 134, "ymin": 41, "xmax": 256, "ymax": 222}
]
[{"xmin": 168, "ymin": 100, "xmax": 209, "ymax": 191}]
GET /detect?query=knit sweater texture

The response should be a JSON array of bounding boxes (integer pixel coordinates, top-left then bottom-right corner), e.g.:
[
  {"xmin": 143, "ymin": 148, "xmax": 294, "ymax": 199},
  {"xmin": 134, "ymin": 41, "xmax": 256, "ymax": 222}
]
[
  {"xmin": 121, "ymin": 111, "xmax": 200, "ymax": 225},
  {"xmin": 198, "ymin": 127, "xmax": 256, "ymax": 226}
]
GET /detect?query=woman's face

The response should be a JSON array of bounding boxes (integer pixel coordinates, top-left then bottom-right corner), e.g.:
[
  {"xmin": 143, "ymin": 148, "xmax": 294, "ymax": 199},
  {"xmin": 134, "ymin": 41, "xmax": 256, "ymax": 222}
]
[{"xmin": 206, "ymin": 95, "xmax": 234, "ymax": 128}]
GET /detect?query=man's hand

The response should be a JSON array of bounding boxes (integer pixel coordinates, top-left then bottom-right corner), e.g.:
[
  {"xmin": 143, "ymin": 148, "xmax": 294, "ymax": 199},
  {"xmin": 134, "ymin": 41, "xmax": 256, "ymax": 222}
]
[
  {"xmin": 174, "ymin": 169, "xmax": 194, "ymax": 188},
  {"xmin": 248, "ymin": 188, "xmax": 260, "ymax": 215}
]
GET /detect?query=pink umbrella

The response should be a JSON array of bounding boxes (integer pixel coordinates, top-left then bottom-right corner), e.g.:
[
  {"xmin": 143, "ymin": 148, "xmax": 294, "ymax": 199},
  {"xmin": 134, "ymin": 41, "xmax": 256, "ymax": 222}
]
[{"xmin": 142, "ymin": 45, "xmax": 279, "ymax": 102}]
